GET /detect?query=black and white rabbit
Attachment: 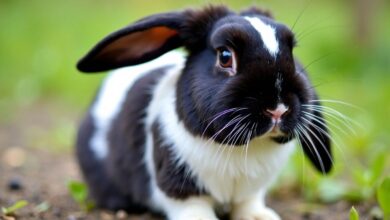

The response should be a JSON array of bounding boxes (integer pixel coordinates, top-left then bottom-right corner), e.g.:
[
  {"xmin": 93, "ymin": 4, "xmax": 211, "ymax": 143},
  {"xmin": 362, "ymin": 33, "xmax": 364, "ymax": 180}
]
[{"xmin": 76, "ymin": 5, "xmax": 332, "ymax": 220}]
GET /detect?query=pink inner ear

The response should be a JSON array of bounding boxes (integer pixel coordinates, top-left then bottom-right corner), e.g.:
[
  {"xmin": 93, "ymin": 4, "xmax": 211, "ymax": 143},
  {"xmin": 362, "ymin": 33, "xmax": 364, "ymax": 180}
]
[{"xmin": 96, "ymin": 26, "xmax": 178, "ymax": 63}]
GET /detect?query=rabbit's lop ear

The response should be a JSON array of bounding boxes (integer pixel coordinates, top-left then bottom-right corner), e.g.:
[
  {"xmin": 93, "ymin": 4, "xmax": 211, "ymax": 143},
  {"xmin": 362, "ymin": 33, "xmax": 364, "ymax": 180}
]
[
  {"xmin": 77, "ymin": 12, "xmax": 184, "ymax": 72},
  {"xmin": 299, "ymin": 100, "xmax": 333, "ymax": 174}
]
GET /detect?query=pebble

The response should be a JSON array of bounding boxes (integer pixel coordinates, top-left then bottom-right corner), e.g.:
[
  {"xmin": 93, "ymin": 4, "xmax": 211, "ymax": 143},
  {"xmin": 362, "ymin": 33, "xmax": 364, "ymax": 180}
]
[
  {"xmin": 52, "ymin": 207, "xmax": 62, "ymax": 218},
  {"xmin": 116, "ymin": 210, "xmax": 128, "ymax": 219},
  {"xmin": 369, "ymin": 206, "xmax": 383, "ymax": 220},
  {"xmin": 2, "ymin": 147, "xmax": 27, "ymax": 168},
  {"xmin": 1, "ymin": 215, "xmax": 16, "ymax": 220},
  {"xmin": 7, "ymin": 178, "xmax": 23, "ymax": 191},
  {"xmin": 67, "ymin": 215, "xmax": 77, "ymax": 220},
  {"xmin": 100, "ymin": 211, "xmax": 114, "ymax": 220}
]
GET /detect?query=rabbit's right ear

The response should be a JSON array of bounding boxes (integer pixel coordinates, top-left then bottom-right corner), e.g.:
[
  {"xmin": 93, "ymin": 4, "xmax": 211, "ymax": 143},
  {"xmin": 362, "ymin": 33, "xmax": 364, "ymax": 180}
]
[{"xmin": 77, "ymin": 12, "xmax": 184, "ymax": 73}]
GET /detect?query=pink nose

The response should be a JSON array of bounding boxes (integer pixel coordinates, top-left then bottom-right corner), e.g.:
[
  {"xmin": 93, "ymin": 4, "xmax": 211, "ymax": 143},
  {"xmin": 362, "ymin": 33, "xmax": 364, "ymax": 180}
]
[{"xmin": 266, "ymin": 104, "xmax": 289, "ymax": 120}]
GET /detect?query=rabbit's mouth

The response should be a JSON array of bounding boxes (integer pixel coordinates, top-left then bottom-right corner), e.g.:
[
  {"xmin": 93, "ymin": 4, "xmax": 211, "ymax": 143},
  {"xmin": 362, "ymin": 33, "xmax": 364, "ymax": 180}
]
[
  {"xmin": 271, "ymin": 134, "xmax": 295, "ymax": 144},
  {"xmin": 206, "ymin": 110, "xmax": 297, "ymax": 146}
]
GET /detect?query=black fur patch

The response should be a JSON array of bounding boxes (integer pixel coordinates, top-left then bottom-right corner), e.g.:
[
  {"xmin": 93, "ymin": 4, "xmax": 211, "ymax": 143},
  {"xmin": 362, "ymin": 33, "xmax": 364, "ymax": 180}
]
[
  {"xmin": 299, "ymin": 99, "xmax": 333, "ymax": 173},
  {"xmin": 239, "ymin": 6, "xmax": 273, "ymax": 18},
  {"xmin": 106, "ymin": 67, "xmax": 169, "ymax": 205},
  {"xmin": 181, "ymin": 5, "xmax": 232, "ymax": 52},
  {"xmin": 152, "ymin": 121, "xmax": 207, "ymax": 199},
  {"xmin": 76, "ymin": 113, "xmax": 140, "ymax": 212}
]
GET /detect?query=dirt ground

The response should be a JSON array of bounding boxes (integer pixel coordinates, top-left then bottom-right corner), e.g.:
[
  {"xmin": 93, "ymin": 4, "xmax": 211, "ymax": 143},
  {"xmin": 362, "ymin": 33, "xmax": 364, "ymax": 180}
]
[{"xmin": 0, "ymin": 103, "xmax": 378, "ymax": 220}]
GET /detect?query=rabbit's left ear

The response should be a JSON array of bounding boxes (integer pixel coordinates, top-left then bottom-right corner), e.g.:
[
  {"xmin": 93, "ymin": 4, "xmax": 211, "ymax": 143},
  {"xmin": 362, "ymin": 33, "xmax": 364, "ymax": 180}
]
[
  {"xmin": 77, "ymin": 12, "xmax": 184, "ymax": 72},
  {"xmin": 299, "ymin": 100, "xmax": 333, "ymax": 174}
]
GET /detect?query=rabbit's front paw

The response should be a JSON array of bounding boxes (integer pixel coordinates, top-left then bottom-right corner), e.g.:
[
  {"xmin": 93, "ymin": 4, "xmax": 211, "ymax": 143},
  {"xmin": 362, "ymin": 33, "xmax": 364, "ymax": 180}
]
[
  {"xmin": 182, "ymin": 216, "xmax": 219, "ymax": 220},
  {"xmin": 232, "ymin": 199, "xmax": 281, "ymax": 220},
  {"xmin": 232, "ymin": 207, "xmax": 281, "ymax": 220},
  {"xmin": 175, "ymin": 211, "xmax": 219, "ymax": 220},
  {"xmin": 166, "ymin": 196, "xmax": 218, "ymax": 220}
]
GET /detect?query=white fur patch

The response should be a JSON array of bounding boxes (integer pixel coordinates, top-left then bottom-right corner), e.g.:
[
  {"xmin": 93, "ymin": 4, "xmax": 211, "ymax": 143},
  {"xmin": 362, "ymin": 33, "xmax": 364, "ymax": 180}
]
[
  {"xmin": 245, "ymin": 16, "xmax": 279, "ymax": 57},
  {"xmin": 90, "ymin": 51, "xmax": 185, "ymax": 159},
  {"xmin": 142, "ymin": 58, "xmax": 219, "ymax": 219},
  {"xmin": 143, "ymin": 55, "xmax": 192, "ymax": 213}
]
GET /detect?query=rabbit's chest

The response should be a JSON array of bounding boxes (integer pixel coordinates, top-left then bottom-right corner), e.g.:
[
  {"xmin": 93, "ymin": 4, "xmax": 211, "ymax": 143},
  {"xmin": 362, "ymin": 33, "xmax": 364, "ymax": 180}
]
[
  {"xmin": 181, "ymin": 140, "xmax": 295, "ymax": 203},
  {"xmin": 157, "ymin": 101, "xmax": 295, "ymax": 203}
]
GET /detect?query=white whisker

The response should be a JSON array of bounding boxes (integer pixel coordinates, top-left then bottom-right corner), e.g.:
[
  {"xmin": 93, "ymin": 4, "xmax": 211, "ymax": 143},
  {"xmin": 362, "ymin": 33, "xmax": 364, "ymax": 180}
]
[
  {"xmin": 296, "ymin": 123, "xmax": 326, "ymax": 173},
  {"xmin": 300, "ymin": 114, "xmax": 347, "ymax": 165},
  {"xmin": 299, "ymin": 120, "xmax": 333, "ymax": 167},
  {"xmin": 212, "ymin": 115, "xmax": 245, "ymax": 163},
  {"xmin": 303, "ymin": 104, "xmax": 360, "ymax": 135},
  {"xmin": 302, "ymin": 110, "xmax": 349, "ymax": 137},
  {"xmin": 310, "ymin": 99, "xmax": 363, "ymax": 111},
  {"xmin": 244, "ymin": 122, "xmax": 256, "ymax": 180},
  {"xmin": 201, "ymin": 107, "xmax": 247, "ymax": 138},
  {"xmin": 222, "ymin": 121, "xmax": 251, "ymax": 176}
]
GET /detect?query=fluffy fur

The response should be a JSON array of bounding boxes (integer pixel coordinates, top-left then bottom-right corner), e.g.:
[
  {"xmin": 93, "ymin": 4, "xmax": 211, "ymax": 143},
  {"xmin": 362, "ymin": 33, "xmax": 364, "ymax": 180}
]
[{"xmin": 75, "ymin": 5, "xmax": 333, "ymax": 220}]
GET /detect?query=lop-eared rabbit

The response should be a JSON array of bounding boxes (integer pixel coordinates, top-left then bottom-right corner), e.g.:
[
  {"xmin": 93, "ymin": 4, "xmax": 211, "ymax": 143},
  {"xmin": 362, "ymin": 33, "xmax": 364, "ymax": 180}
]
[{"xmin": 76, "ymin": 5, "xmax": 332, "ymax": 220}]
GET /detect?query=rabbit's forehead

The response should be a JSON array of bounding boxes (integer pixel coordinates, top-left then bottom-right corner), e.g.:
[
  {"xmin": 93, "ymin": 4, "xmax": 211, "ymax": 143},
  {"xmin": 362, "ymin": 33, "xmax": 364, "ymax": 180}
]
[
  {"xmin": 244, "ymin": 16, "xmax": 279, "ymax": 57},
  {"xmin": 212, "ymin": 15, "xmax": 292, "ymax": 59}
]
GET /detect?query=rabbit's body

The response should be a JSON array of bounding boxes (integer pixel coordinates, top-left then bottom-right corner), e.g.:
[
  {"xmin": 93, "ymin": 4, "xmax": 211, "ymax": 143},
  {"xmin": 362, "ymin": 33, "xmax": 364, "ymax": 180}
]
[
  {"xmin": 76, "ymin": 6, "xmax": 333, "ymax": 220},
  {"xmin": 78, "ymin": 51, "xmax": 294, "ymax": 213}
]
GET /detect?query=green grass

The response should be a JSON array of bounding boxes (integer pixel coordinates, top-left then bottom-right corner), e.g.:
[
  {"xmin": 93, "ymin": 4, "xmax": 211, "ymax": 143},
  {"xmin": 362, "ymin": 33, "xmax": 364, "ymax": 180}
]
[
  {"xmin": 67, "ymin": 180, "xmax": 95, "ymax": 211},
  {"xmin": 2, "ymin": 200, "xmax": 29, "ymax": 216},
  {"xmin": 1, "ymin": 0, "xmax": 389, "ymax": 206}
]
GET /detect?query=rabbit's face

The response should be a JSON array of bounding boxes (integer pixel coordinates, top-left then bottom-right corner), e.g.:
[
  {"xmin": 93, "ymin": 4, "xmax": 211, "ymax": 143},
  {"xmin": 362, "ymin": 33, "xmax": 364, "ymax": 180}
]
[{"xmin": 179, "ymin": 14, "xmax": 313, "ymax": 146}]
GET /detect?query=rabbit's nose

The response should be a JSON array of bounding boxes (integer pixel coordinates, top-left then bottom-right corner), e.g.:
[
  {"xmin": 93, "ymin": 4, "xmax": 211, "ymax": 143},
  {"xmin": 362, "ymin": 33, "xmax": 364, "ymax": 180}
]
[{"xmin": 265, "ymin": 104, "xmax": 288, "ymax": 121}]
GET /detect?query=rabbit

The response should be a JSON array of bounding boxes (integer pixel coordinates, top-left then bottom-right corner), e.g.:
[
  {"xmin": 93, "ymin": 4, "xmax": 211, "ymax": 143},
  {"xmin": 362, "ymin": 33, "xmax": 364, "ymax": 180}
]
[{"xmin": 75, "ymin": 5, "xmax": 332, "ymax": 220}]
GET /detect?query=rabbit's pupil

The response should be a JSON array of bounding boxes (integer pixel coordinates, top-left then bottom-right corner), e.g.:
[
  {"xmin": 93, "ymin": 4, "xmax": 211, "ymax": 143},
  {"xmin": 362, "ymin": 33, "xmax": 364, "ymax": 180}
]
[{"xmin": 219, "ymin": 48, "xmax": 233, "ymax": 68}]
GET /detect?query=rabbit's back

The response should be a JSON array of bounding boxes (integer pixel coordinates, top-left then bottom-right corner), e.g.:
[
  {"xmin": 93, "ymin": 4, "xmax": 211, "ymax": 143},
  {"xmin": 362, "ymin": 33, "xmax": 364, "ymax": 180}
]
[{"xmin": 76, "ymin": 51, "xmax": 186, "ymax": 211}]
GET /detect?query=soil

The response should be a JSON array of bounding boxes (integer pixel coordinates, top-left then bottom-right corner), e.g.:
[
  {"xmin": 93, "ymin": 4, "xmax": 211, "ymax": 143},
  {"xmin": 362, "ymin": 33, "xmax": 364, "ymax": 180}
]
[{"xmin": 0, "ymin": 103, "xmax": 378, "ymax": 220}]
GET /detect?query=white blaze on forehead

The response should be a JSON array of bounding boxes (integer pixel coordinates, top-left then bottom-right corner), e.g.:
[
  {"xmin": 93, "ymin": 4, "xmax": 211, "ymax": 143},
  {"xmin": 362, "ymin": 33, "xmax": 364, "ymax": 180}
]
[{"xmin": 244, "ymin": 16, "xmax": 279, "ymax": 57}]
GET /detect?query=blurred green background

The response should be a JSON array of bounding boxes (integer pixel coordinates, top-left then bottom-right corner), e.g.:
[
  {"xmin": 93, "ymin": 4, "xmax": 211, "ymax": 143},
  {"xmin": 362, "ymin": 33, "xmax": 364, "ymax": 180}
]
[{"xmin": 0, "ymin": 0, "xmax": 389, "ymax": 204}]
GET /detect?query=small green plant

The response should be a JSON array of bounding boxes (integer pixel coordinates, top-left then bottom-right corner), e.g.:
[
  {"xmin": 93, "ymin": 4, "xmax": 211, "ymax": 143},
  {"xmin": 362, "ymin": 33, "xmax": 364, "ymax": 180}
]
[
  {"xmin": 347, "ymin": 153, "xmax": 388, "ymax": 201},
  {"xmin": 349, "ymin": 206, "xmax": 359, "ymax": 220},
  {"xmin": 34, "ymin": 201, "xmax": 50, "ymax": 214},
  {"xmin": 300, "ymin": 152, "xmax": 389, "ymax": 203},
  {"xmin": 1, "ymin": 200, "xmax": 28, "ymax": 215},
  {"xmin": 377, "ymin": 176, "xmax": 390, "ymax": 220},
  {"xmin": 67, "ymin": 180, "xmax": 95, "ymax": 212}
]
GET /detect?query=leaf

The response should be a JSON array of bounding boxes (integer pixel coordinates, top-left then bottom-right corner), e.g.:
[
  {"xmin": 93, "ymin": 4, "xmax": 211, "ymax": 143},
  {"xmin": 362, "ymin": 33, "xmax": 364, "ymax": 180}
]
[
  {"xmin": 1, "ymin": 200, "xmax": 28, "ymax": 215},
  {"xmin": 377, "ymin": 176, "xmax": 390, "ymax": 216},
  {"xmin": 85, "ymin": 200, "xmax": 95, "ymax": 212},
  {"xmin": 318, "ymin": 179, "xmax": 346, "ymax": 202},
  {"xmin": 351, "ymin": 165, "xmax": 370, "ymax": 186},
  {"xmin": 349, "ymin": 206, "xmax": 359, "ymax": 220},
  {"xmin": 67, "ymin": 181, "xmax": 88, "ymax": 203},
  {"xmin": 369, "ymin": 153, "xmax": 386, "ymax": 185},
  {"xmin": 67, "ymin": 180, "xmax": 95, "ymax": 212},
  {"xmin": 34, "ymin": 201, "xmax": 50, "ymax": 213}
]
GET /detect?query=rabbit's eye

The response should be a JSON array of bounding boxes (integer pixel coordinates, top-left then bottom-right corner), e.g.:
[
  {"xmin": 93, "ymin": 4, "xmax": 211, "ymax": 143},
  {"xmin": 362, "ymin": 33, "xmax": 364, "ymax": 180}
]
[
  {"xmin": 216, "ymin": 46, "xmax": 236, "ymax": 76},
  {"xmin": 218, "ymin": 47, "xmax": 233, "ymax": 68}
]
